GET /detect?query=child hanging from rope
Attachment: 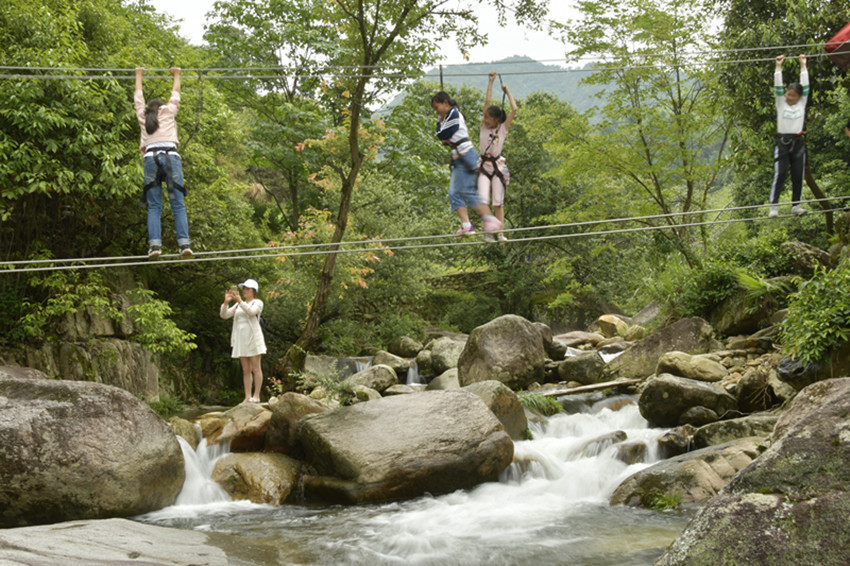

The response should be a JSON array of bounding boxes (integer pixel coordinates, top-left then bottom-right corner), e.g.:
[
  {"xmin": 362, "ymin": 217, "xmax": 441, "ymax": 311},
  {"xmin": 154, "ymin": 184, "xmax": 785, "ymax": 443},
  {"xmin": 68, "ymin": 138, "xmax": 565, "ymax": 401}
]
[
  {"xmin": 479, "ymin": 72, "xmax": 517, "ymax": 243},
  {"xmin": 769, "ymin": 54, "xmax": 809, "ymax": 218},
  {"xmin": 432, "ymin": 91, "xmax": 502, "ymax": 238},
  {"xmin": 135, "ymin": 67, "xmax": 192, "ymax": 258}
]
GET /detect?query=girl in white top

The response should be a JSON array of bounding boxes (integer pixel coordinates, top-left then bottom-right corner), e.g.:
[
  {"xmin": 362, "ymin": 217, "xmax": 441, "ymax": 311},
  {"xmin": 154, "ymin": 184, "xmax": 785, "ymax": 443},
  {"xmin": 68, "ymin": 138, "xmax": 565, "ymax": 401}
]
[
  {"xmin": 478, "ymin": 72, "xmax": 518, "ymax": 242},
  {"xmin": 220, "ymin": 278, "xmax": 267, "ymax": 403},
  {"xmin": 769, "ymin": 54, "xmax": 809, "ymax": 218}
]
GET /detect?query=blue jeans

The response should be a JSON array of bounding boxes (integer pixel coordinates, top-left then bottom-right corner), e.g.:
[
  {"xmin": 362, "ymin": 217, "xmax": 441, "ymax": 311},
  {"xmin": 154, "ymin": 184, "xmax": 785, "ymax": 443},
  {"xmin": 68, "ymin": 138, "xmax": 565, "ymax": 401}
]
[
  {"xmin": 448, "ymin": 148, "xmax": 481, "ymax": 212},
  {"xmin": 143, "ymin": 153, "xmax": 190, "ymax": 247}
]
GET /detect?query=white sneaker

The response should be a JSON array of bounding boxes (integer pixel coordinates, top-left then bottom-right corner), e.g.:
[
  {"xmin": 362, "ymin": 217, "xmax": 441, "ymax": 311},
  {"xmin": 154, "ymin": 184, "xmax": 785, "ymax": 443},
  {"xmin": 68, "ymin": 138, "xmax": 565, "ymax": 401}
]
[
  {"xmin": 791, "ymin": 205, "xmax": 808, "ymax": 217},
  {"xmin": 768, "ymin": 205, "xmax": 779, "ymax": 218},
  {"xmin": 497, "ymin": 234, "xmax": 508, "ymax": 243}
]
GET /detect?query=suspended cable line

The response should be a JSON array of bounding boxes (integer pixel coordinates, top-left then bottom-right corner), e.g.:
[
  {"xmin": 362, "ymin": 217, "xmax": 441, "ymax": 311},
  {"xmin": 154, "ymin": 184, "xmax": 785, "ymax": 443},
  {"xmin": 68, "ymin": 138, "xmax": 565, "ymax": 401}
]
[{"xmin": 2, "ymin": 199, "xmax": 845, "ymax": 274}]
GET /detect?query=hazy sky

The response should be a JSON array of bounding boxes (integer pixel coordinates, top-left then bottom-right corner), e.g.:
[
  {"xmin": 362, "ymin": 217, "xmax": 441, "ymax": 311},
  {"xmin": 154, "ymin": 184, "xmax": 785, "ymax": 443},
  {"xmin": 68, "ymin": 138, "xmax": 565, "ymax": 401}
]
[{"xmin": 146, "ymin": 0, "xmax": 578, "ymax": 67}]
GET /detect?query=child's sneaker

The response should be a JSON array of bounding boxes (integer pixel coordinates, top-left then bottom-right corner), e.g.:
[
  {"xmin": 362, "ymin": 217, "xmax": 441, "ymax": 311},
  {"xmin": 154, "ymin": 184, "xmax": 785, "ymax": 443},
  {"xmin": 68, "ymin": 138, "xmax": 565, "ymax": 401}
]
[
  {"xmin": 483, "ymin": 232, "xmax": 496, "ymax": 243},
  {"xmin": 768, "ymin": 205, "xmax": 779, "ymax": 218},
  {"xmin": 147, "ymin": 245, "xmax": 161, "ymax": 259},
  {"xmin": 455, "ymin": 225, "xmax": 475, "ymax": 236},
  {"xmin": 179, "ymin": 244, "xmax": 194, "ymax": 258},
  {"xmin": 791, "ymin": 205, "xmax": 808, "ymax": 217},
  {"xmin": 498, "ymin": 234, "xmax": 509, "ymax": 243}
]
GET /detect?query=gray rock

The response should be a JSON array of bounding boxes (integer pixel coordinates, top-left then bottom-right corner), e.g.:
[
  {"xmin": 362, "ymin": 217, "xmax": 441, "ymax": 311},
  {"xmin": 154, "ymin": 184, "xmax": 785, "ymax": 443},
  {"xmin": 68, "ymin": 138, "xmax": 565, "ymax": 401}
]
[
  {"xmin": 610, "ymin": 437, "xmax": 761, "ymax": 507},
  {"xmin": 387, "ymin": 336, "xmax": 423, "ymax": 358},
  {"xmin": 199, "ymin": 402, "xmax": 271, "ymax": 452},
  {"xmin": 0, "ymin": 518, "xmax": 229, "ymax": 566},
  {"xmin": 383, "ymin": 384, "xmax": 418, "ymax": 395},
  {"xmin": 415, "ymin": 348, "xmax": 433, "ymax": 376},
  {"xmin": 426, "ymin": 368, "xmax": 460, "ymax": 390},
  {"xmin": 603, "ymin": 317, "xmax": 719, "ymax": 381},
  {"xmin": 776, "ymin": 356, "xmax": 823, "ymax": 391},
  {"xmin": 373, "ymin": 350, "xmax": 413, "ymax": 376},
  {"xmin": 457, "ymin": 314, "xmax": 546, "ymax": 390},
  {"xmin": 678, "ymin": 406, "xmax": 720, "ymax": 427},
  {"xmin": 596, "ymin": 314, "xmax": 628, "ymax": 338},
  {"xmin": 264, "ymin": 392, "xmax": 329, "ymax": 455},
  {"xmin": 656, "ymin": 351, "xmax": 727, "ymax": 382},
  {"xmin": 168, "ymin": 416, "xmax": 200, "ymax": 451},
  {"xmin": 657, "ymin": 424, "xmax": 697, "ymax": 458},
  {"xmin": 429, "ymin": 336, "xmax": 466, "ymax": 373},
  {"xmin": 463, "ymin": 380, "xmax": 528, "ymax": 441},
  {"xmin": 351, "ymin": 384, "xmax": 382, "ymax": 403},
  {"xmin": 577, "ymin": 430, "xmax": 627, "ymax": 457},
  {"xmin": 557, "ymin": 351, "xmax": 605, "ymax": 385},
  {"xmin": 344, "ymin": 363, "xmax": 398, "ymax": 393},
  {"xmin": 212, "ymin": 452, "xmax": 303, "ymax": 505},
  {"xmin": 735, "ymin": 368, "xmax": 780, "ymax": 413},
  {"xmin": 692, "ymin": 414, "xmax": 779, "ymax": 449},
  {"xmin": 781, "ymin": 240, "xmax": 833, "ymax": 277},
  {"xmin": 615, "ymin": 441, "xmax": 648, "ymax": 465},
  {"xmin": 656, "ymin": 378, "xmax": 850, "ymax": 565},
  {"xmin": 638, "ymin": 374, "xmax": 738, "ymax": 428},
  {"xmin": 296, "ymin": 390, "xmax": 513, "ymax": 503},
  {"xmin": 552, "ymin": 331, "xmax": 605, "ymax": 348},
  {"xmin": 0, "ymin": 373, "xmax": 184, "ymax": 527}
]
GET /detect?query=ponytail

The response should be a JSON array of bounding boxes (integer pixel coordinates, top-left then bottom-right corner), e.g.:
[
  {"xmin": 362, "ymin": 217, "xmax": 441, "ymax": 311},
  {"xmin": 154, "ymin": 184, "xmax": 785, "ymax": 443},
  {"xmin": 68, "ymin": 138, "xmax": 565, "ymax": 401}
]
[{"xmin": 144, "ymin": 99, "xmax": 164, "ymax": 135}]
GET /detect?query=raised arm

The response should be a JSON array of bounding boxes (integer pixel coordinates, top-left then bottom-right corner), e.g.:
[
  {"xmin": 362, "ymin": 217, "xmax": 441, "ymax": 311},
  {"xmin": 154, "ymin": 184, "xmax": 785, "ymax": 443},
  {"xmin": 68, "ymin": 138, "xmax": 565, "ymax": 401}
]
[
  {"xmin": 484, "ymin": 72, "xmax": 496, "ymax": 118},
  {"xmin": 135, "ymin": 67, "xmax": 144, "ymax": 92},
  {"xmin": 170, "ymin": 67, "xmax": 181, "ymax": 93},
  {"xmin": 502, "ymin": 83, "xmax": 518, "ymax": 130}
]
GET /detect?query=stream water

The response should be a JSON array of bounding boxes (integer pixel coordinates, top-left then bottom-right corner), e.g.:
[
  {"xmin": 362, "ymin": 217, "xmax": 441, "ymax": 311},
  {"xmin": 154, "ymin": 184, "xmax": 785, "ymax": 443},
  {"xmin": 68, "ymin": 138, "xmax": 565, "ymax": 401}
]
[{"xmin": 136, "ymin": 394, "xmax": 693, "ymax": 565}]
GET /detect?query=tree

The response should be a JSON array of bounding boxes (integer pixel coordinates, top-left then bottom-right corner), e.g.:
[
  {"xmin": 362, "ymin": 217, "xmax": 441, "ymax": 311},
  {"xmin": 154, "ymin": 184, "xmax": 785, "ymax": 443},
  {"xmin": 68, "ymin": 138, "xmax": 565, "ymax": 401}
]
[
  {"xmin": 207, "ymin": 0, "xmax": 552, "ymax": 386},
  {"xmin": 558, "ymin": 0, "xmax": 733, "ymax": 267}
]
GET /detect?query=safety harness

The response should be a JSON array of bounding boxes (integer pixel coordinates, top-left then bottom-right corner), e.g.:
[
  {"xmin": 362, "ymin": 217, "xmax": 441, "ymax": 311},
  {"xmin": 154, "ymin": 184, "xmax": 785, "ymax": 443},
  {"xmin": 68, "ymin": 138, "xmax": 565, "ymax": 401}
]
[
  {"xmin": 479, "ymin": 135, "xmax": 509, "ymax": 186},
  {"xmin": 140, "ymin": 146, "xmax": 186, "ymax": 206}
]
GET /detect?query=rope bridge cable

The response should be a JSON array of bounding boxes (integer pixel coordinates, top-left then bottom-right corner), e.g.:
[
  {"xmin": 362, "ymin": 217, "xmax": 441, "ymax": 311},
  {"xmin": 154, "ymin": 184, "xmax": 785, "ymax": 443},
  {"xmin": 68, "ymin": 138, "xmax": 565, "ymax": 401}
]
[
  {"xmin": 0, "ymin": 48, "xmax": 835, "ymax": 81},
  {"xmin": 2, "ymin": 200, "xmax": 846, "ymax": 274},
  {"xmin": 4, "ymin": 195, "xmax": 846, "ymax": 268}
]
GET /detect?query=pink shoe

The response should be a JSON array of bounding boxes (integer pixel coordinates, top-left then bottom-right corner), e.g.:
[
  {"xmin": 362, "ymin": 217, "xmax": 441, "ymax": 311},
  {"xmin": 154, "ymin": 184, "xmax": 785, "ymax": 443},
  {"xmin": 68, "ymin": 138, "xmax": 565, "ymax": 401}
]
[
  {"xmin": 482, "ymin": 216, "xmax": 502, "ymax": 234},
  {"xmin": 455, "ymin": 225, "xmax": 475, "ymax": 236}
]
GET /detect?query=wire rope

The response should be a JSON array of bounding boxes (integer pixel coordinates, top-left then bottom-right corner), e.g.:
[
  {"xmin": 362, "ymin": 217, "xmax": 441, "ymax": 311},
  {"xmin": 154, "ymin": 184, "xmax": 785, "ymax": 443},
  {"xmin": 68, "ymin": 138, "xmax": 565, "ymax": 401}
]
[{"xmin": 2, "ymin": 200, "xmax": 846, "ymax": 274}]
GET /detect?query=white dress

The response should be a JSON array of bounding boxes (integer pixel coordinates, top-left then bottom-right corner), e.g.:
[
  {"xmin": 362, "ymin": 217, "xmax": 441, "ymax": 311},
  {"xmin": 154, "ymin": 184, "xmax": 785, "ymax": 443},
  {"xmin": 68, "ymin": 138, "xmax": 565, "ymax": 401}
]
[{"xmin": 220, "ymin": 299, "xmax": 267, "ymax": 358}]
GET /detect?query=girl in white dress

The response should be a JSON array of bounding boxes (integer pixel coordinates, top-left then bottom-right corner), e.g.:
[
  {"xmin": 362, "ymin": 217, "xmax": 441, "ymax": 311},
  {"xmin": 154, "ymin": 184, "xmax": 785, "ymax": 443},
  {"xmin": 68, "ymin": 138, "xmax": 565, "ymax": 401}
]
[{"xmin": 220, "ymin": 278, "xmax": 267, "ymax": 403}]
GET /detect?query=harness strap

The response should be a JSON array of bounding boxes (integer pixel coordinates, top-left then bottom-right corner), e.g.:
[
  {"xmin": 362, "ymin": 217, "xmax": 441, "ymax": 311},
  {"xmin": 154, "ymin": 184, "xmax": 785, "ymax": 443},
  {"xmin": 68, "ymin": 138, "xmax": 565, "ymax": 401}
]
[
  {"xmin": 140, "ymin": 147, "xmax": 187, "ymax": 206},
  {"xmin": 479, "ymin": 154, "xmax": 507, "ymax": 186},
  {"xmin": 442, "ymin": 137, "xmax": 470, "ymax": 150}
]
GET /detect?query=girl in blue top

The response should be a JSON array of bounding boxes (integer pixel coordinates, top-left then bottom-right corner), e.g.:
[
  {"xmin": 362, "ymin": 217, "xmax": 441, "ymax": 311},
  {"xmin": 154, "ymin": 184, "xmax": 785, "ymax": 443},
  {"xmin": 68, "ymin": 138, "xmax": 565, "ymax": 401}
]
[
  {"xmin": 432, "ymin": 92, "xmax": 501, "ymax": 238},
  {"xmin": 769, "ymin": 54, "xmax": 809, "ymax": 218}
]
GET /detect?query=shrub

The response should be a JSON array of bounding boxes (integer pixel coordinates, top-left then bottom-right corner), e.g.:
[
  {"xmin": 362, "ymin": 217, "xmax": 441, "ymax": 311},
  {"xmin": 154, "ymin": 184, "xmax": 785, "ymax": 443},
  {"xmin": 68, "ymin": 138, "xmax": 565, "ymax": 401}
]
[
  {"xmin": 781, "ymin": 260, "xmax": 850, "ymax": 364},
  {"xmin": 518, "ymin": 392, "xmax": 564, "ymax": 417}
]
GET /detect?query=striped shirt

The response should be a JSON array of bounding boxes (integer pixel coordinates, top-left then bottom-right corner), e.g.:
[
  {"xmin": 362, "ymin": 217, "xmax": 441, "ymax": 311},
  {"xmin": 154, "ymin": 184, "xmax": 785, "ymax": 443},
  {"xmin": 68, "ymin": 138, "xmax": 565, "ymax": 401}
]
[
  {"xmin": 435, "ymin": 105, "xmax": 473, "ymax": 158},
  {"xmin": 775, "ymin": 69, "xmax": 809, "ymax": 134}
]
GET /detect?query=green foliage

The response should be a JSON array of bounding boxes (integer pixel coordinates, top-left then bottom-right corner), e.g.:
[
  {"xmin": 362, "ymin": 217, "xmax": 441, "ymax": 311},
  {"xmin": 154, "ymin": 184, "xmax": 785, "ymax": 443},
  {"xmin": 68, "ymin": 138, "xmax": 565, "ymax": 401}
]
[
  {"xmin": 781, "ymin": 260, "xmax": 850, "ymax": 364},
  {"xmin": 295, "ymin": 371, "xmax": 355, "ymax": 406},
  {"xmin": 653, "ymin": 258, "xmax": 741, "ymax": 318},
  {"xmin": 518, "ymin": 392, "xmax": 564, "ymax": 417},
  {"xmin": 637, "ymin": 487, "xmax": 682, "ymax": 511},
  {"xmin": 147, "ymin": 394, "xmax": 185, "ymax": 420},
  {"xmin": 125, "ymin": 288, "xmax": 197, "ymax": 356}
]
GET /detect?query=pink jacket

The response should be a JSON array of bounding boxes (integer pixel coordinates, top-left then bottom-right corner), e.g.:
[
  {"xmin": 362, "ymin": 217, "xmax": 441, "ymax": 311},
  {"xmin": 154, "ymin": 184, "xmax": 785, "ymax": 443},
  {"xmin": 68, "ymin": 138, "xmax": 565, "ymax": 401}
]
[{"xmin": 134, "ymin": 89, "xmax": 180, "ymax": 153}]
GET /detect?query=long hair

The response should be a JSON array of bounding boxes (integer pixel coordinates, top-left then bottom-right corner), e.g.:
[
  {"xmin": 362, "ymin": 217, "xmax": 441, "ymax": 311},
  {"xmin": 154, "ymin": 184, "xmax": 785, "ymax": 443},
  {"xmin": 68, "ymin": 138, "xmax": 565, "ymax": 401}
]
[
  {"xmin": 144, "ymin": 99, "xmax": 164, "ymax": 135},
  {"xmin": 431, "ymin": 91, "xmax": 458, "ymax": 109},
  {"xmin": 485, "ymin": 104, "xmax": 507, "ymax": 124}
]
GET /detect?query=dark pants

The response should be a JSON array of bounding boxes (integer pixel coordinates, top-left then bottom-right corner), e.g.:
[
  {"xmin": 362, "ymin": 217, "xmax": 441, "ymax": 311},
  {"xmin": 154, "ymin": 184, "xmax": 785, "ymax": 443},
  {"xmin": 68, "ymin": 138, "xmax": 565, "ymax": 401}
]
[{"xmin": 771, "ymin": 136, "xmax": 805, "ymax": 205}]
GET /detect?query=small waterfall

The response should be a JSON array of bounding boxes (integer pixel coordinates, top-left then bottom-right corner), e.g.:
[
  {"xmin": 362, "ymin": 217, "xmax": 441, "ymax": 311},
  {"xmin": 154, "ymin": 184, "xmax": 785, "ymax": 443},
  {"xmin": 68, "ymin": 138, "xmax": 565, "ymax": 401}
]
[
  {"xmin": 173, "ymin": 435, "xmax": 231, "ymax": 505},
  {"xmin": 405, "ymin": 359, "xmax": 423, "ymax": 385},
  {"xmin": 354, "ymin": 356, "xmax": 373, "ymax": 373}
]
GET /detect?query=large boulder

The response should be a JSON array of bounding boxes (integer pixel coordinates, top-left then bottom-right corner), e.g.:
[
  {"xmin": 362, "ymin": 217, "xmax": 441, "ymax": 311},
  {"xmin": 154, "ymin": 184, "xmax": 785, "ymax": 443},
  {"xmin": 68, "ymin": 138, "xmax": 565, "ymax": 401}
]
[
  {"xmin": 775, "ymin": 355, "xmax": 823, "ymax": 391},
  {"xmin": 557, "ymin": 351, "xmax": 605, "ymax": 385},
  {"xmin": 0, "ymin": 518, "xmax": 229, "ymax": 566},
  {"xmin": 387, "ymin": 336, "xmax": 423, "ymax": 359},
  {"xmin": 296, "ymin": 390, "xmax": 513, "ymax": 503},
  {"xmin": 264, "ymin": 393, "xmax": 330, "ymax": 455},
  {"xmin": 463, "ymin": 380, "xmax": 528, "ymax": 441},
  {"xmin": 212, "ymin": 452, "xmax": 303, "ymax": 505},
  {"xmin": 344, "ymin": 364, "xmax": 398, "ymax": 393},
  {"xmin": 457, "ymin": 314, "xmax": 545, "ymax": 390},
  {"xmin": 656, "ymin": 351, "xmax": 727, "ymax": 383},
  {"xmin": 372, "ymin": 350, "xmax": 412, "ymax": 376},
  {"xmin": 602, "ymin": 317, "xmax": 719, "ymax": 380},
  {"xmin": 429, "ymin": 336, "xmax": 467, "ymax": 374},
  {"xmin": 552, "ymin": 331, "xmax": 605, "ymax": 349},
  {"xmin": 709, "ymin": 279, "xmax": 790, "ymax": 337},
  {"xmin": 199, "ymin": 402, "xmax": 272, "ymax": 452},
  {"xmin": 596, "ymin": 314, "xmax": 628, "ymax": 338},
  {"xmin": 638, "ymin": 374, "xmax": 738, "ymax": 428},
  {"xmin": 655, "ymin": 378, "xmax": 850, "ymax": 565},
  {"xmin": 0, "ymin": 371, "xmax": 184, "ymax": 527},
  {"xmin": 426, "ymin": 368, "xmax": 460, "ymax": 390},
  {"xmin": 610, "ymin": 437, "xmax": 761, "ymax": 507},
  {"xmin": 780, "ymin": 240, "xmax": 833, "ymax": 277},
  {"xmin": 691, "ymin": 414, "xmax": 779, "ymax": 449}
]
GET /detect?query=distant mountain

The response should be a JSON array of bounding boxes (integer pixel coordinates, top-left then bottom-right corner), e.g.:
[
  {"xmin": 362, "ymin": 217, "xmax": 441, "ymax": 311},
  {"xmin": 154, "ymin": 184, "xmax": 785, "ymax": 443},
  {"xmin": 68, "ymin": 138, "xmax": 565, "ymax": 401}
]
[{"xmin": 411, "ymin": 56, "xmax": 606, "ymax": 114}]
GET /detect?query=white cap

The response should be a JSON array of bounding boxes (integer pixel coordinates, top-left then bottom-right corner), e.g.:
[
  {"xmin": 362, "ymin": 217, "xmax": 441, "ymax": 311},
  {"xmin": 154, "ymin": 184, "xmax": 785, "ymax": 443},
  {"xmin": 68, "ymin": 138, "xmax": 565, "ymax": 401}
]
[{"xmin": 238, "ymin": 278, "xmax": 259, "ymax": 291}]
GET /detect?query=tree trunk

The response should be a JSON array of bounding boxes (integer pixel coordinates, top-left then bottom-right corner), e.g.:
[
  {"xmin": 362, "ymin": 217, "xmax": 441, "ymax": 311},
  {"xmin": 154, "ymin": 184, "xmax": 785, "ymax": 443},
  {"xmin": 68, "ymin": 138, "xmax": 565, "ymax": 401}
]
[{"xmin": 804, "ymin": 162, "xmax": 833, "ymax": 236}]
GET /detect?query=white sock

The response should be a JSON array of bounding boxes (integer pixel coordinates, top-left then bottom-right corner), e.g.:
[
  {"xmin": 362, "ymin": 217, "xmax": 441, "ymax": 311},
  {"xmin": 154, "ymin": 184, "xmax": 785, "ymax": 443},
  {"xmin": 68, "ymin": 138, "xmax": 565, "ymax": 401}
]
[{"xmin": 462, "ymin": 222, "xmax": 472, "ymax": 229}]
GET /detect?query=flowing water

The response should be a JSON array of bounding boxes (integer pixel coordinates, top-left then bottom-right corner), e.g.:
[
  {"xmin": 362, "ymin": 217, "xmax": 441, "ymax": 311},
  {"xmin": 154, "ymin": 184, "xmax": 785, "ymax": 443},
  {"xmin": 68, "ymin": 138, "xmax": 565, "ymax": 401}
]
[{"xmin": 137, "ymin": 395, "xmax": 692, "ymax": 565}]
